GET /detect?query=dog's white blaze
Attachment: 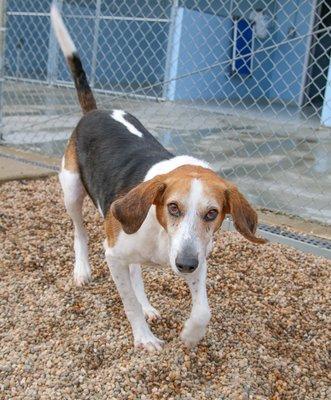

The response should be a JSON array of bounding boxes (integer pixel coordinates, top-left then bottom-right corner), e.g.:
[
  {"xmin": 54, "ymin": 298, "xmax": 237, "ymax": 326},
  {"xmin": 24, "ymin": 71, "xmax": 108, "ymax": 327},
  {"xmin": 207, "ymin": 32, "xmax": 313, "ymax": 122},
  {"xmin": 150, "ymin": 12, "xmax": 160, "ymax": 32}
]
[
  {"xmin": 169, "ymin": 179, "xmax": 203, "ymax": 269},
  {"xmin": 50, "ymin": 3, "xmax": 77, "ymax": 57},
  {"xmin": 112, "ymin": 110, "xmax": 143, "ymax": 138},
  {"xmin": 184, "ymin": 178, "xmax": 203, "ymax": 236}
]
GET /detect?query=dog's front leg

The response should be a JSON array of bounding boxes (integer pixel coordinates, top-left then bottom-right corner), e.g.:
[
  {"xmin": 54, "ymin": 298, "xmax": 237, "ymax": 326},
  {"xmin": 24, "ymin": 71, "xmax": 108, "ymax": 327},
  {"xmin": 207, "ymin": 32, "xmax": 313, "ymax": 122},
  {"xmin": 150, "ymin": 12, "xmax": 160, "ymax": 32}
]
[
  {"xmin": 106, "ymin": 256, "xmax": 163, "ymax": 351},
  {"xmin": 180, "ymin": 262, "xmax": 211, "ymax": 348},
  {"xmin": 129, "ymin": 264, "xmax": 161, "ymax": 322}
]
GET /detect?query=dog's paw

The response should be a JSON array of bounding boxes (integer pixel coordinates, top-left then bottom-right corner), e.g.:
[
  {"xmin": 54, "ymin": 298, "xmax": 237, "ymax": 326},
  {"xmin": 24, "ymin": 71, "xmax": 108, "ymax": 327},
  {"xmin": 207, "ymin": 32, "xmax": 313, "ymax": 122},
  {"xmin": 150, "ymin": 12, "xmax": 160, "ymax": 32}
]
[
  {"xmin": 74, "ymin": 261, "xmax": 91, "ymax": 286},
  {"xmin": 74, "ymin": 273, "xmax": 91, "ymax": 286},
  {"xmin": 143, "ymin": 306, "xmax": 161, "ymax": 322},
  {"xmin": 180, "ymin": 331, "xmax": 201, "ymax": 349},
  {"xmin": 180, "ymin": 321, "xmax": 206, "ymax": 349},
  {"xmin": 134, "ymin": 330, "xmax": 164, "ymax": 352}
]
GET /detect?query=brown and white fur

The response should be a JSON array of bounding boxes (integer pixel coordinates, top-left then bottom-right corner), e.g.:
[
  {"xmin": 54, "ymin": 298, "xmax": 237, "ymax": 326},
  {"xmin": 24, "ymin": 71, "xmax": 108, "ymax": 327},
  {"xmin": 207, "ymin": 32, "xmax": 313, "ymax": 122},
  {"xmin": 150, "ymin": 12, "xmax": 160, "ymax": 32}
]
[{"xmin": 51, "ymin": 3, "xmax": 266, "ymax": 351}]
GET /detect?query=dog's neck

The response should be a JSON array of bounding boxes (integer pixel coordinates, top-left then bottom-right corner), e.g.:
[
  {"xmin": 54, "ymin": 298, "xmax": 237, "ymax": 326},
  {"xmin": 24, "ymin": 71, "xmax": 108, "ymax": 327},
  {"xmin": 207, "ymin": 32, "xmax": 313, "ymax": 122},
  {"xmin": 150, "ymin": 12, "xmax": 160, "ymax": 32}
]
[{"xmin": 144, "ymin": 155, "xmax": 211, "ymax": 181}]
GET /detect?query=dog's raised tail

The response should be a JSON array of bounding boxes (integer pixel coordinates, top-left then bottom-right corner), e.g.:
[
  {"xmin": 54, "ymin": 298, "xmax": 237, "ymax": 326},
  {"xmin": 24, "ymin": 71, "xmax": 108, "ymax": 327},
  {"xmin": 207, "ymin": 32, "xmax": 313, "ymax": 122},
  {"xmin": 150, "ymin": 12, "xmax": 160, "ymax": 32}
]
[{"xmin": 50, "ymin": 3, "xmax": 96, "ymax": 114}]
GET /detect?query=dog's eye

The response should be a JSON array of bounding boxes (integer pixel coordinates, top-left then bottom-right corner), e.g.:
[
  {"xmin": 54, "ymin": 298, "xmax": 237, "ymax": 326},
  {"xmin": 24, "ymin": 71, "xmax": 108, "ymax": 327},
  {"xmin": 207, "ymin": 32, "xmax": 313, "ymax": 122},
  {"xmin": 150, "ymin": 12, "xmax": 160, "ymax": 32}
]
[
  {"xmin": 167, "ymin": 202, "xmax": 180, "ymax": 217},
  {"xmin": 204, "ymin": 209, "xmax": 218, "ymax": 221}
]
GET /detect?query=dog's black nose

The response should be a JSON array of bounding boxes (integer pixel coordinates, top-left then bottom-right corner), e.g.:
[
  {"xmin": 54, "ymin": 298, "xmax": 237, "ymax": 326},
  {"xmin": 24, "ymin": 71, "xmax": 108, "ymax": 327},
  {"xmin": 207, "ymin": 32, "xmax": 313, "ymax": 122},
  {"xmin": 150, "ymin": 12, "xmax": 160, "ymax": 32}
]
[{"xmin": 175, "ymin": 256, "xmax": 199, "ymax": 273}]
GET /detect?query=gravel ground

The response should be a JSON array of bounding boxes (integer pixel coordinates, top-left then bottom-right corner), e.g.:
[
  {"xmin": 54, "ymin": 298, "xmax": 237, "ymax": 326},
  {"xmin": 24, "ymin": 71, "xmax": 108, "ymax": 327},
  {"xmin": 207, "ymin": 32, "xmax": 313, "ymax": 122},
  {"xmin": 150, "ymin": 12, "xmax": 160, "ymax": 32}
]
[{"xmin": 0, "ymin": 176, "xmax": 330, "ymax": 400}]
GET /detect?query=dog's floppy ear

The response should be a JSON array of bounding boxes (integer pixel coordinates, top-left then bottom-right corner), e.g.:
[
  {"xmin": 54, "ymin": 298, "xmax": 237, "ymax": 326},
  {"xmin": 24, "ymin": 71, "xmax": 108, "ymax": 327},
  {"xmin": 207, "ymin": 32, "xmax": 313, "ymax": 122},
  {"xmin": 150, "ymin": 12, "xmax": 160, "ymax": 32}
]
[
  {"xmin": 224, "ymin": 185, "xmax": 267, "ymax": 244},
  {"xmin": 111, "ymin": 178, "xmax": 166, "ymax": 234}
]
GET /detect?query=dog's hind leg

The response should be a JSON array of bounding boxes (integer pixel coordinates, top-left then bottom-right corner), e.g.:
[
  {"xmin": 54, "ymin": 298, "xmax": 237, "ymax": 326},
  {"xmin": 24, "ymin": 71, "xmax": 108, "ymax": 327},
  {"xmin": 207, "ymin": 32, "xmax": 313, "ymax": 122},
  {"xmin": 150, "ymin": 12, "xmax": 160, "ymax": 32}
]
[
  {"xmin": 59, "ymin": 150, "xmax": 91, "ymax": 286},
  {"xmin": 129, "ymin": 264, "xmax": 160, "ymax": 322}
]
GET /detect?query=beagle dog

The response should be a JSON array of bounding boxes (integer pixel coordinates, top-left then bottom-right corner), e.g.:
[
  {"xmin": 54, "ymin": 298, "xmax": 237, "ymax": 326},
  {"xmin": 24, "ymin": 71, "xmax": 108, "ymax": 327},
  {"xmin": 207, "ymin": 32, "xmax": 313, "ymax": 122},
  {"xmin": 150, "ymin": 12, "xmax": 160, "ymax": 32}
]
[{"xmin": 51, "ymin": 4, "xmax": 266, "ymax": 351}]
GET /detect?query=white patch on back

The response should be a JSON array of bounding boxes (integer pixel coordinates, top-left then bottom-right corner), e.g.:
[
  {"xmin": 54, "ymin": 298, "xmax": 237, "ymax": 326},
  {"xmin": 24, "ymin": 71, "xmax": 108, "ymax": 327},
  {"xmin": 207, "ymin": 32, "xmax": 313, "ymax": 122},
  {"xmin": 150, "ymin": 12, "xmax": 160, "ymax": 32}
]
[
  {"xmin": 112, "ymin": 110, "xmax": 143, "ymax": 138},
  {"xmin": 145, "ymin": 155, "xmax": 211, "ymax": 181}
]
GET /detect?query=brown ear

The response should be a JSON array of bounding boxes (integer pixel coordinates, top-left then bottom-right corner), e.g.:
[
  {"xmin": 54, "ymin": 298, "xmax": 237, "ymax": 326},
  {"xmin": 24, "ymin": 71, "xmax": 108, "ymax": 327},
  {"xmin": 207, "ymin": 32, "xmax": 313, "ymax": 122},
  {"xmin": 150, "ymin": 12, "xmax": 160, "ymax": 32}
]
[
  {"xmin": 111, "ymin": 178, "xmax": 166, "ymax": 234},
  {"xmin": 224, "ymin": 186, "xmax": 267, "ymax": 244}
]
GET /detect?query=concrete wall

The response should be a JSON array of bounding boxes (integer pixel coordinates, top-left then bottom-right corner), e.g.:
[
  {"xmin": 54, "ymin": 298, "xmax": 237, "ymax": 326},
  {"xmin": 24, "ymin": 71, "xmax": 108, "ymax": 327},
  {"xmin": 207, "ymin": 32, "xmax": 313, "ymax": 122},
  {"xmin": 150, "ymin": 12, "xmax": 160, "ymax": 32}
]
[
  {"xmin": 5, "ymin": 0, "xmax": 168, "ymax": 97},
  {"xmin": 170, "ymin": 0, "xmax": 314, "ymax": 106},
  {"xmin": 170, "ymin": 5, "xmax": 276, "ymax": 102},
  {"xmin": 4, "ymin": 0, "xmax": 315, "ymax": 106},
  {"xmin": 5, "ymin": 0, "xmax": 51, "ymax": 80},
  {"xmin": 170, "ymin": 8, "xmax": 232, "ymax": 101},
  {"xmin": 93, "ymin": 19, "xmax": 167, "ymax": 95},
  {"xmin": 56, "ymin": 1, "xmax": 168, "ymax": 96},
  {"xmin": 268, "ymin": 0, "xmax": 314, "ymax": 104}
]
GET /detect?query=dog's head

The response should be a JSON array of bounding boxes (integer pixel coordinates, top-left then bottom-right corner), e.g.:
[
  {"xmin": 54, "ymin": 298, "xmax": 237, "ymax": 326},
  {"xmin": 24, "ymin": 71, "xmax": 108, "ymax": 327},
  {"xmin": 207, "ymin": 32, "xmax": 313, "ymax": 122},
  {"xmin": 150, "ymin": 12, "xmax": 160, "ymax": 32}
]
[{"xmin": 111, "ymin": 165, "xmax": 266, "ymax": 275}]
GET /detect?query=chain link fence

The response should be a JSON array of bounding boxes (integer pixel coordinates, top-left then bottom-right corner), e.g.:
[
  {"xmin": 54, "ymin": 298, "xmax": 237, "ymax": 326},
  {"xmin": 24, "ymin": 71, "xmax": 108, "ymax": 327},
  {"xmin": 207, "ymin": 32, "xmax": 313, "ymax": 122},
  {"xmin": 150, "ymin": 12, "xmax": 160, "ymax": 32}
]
[{"xmin": 1, "ymin": 0, "xmax": 331, "ymax": 225}]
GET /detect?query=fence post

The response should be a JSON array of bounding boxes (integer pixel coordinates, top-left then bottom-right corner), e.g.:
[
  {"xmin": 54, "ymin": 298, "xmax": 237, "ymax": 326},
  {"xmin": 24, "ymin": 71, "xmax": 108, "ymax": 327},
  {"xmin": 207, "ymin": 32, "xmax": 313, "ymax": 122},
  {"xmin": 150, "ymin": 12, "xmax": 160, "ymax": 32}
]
[
  {"xmin": 90, "ymin": 0, "xmax": 102, "ymax": 88},
  {"xmin": 162, "ymin": 0, "xmax": 182, "ymax": 101},
  {"xmin": 47, "ymin": 0, "xmax": 63, "ymax": 84},
  {"xmin": 0, "ymin": 0, "xmax": 6, "ymax": 137},
  {"xmin": 321, "ymin": 56, "xmax": 331, "ymax": 127}
]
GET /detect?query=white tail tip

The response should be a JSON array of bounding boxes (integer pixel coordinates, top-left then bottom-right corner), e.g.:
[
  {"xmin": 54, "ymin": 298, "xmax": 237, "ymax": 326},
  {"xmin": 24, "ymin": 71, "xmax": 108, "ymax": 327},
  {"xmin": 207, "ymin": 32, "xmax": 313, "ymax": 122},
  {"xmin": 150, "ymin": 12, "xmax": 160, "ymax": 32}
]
[{"xmin": 50, "ymin": 2, "xmax": 76, "ymax": 57}]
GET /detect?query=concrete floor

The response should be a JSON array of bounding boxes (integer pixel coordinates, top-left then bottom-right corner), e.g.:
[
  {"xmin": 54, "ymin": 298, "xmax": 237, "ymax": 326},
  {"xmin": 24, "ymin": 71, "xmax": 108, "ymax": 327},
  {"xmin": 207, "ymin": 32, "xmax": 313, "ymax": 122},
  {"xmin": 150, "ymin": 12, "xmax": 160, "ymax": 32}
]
[
  {"xmin": 1, "ymin": 81, "xmax": 331, "ymax": 224},
  {"xmin": 0, "ymin": 147, "xmax": 58, "ymax": 182}
]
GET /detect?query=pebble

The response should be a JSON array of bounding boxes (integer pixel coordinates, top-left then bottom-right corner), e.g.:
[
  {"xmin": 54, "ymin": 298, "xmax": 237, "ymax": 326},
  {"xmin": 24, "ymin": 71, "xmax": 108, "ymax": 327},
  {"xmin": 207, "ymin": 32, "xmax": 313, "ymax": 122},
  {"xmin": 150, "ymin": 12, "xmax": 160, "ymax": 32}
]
[{"xmin": 0, "ymin": 176, "xmax": 330, "ymax": 399}]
